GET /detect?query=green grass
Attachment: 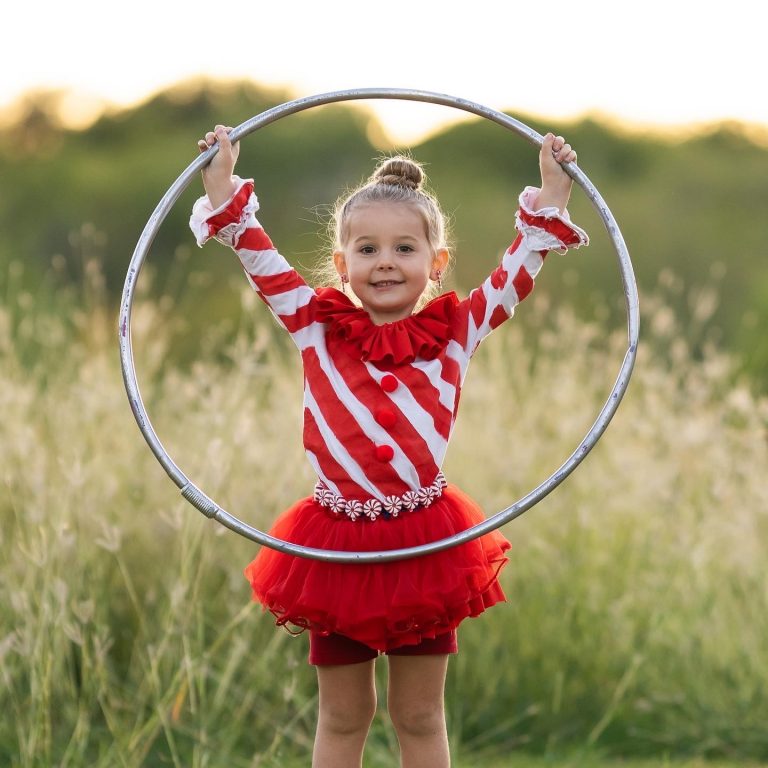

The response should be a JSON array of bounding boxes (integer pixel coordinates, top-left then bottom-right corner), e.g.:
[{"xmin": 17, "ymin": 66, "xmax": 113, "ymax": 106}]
[
  {"xmin": 251, "ymin": 749, "xmax": 767, "ymax": 767},
  {"xmin": 1, "ymin": 261, "xmax": 767, "ymax": 766},
  {"xmin": 463, "ymin": 761, "xmax": 768, "ymax": 768},
  {"xmin": 276, "ymin": 755, "xmax": 765, "ymax": 767}
]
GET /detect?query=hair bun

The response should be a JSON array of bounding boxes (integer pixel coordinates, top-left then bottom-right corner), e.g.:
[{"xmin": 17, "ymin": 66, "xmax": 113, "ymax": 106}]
[{"xmin": 371, "ymin": 156, "xmax": 423, "ymax": 191}]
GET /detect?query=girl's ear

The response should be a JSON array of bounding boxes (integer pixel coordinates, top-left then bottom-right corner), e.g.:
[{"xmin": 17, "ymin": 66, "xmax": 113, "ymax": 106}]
[
  {"xmin": 333, "ymin": 250, "xmax": 347, "ymax": 277},
  {"xmin": 430, "ymin": 248, "xmax": 449, "ymax": 280}
]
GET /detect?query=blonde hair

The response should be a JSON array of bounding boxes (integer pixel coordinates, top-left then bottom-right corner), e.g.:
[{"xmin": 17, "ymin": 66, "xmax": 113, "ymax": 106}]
[{"xmin": 316, "ymin": 155, "xmax": 452, "ymax": 304}]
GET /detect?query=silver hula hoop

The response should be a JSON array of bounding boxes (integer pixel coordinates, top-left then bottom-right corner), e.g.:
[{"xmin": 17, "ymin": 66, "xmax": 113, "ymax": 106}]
[{"xmin": 119, "ymin": 88, "xmax": 639, "ymax": 563}]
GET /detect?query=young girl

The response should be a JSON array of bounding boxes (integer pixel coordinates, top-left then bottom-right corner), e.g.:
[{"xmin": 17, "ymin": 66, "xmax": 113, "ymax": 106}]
[{"xmin": 191, "ymin": 124, "xmax": 587, "ymax": 768}]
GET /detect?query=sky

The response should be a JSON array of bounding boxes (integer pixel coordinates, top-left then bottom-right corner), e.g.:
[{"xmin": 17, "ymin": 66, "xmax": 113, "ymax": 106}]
[{"xmin": 3, "ymin": 0, "xmax": 767, "ymax": 145}]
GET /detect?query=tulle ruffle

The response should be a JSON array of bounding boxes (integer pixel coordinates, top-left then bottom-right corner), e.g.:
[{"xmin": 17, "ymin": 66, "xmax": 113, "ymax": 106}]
[{"xmin": 244, "ymin": 485, "xmax": 510, "ymax": 651}]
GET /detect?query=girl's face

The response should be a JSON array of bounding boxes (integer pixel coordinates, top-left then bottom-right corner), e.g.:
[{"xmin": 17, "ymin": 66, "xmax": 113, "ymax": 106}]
[{"xmin": 334, "ymin": 202, "xmax": 448, "ymax": 325}]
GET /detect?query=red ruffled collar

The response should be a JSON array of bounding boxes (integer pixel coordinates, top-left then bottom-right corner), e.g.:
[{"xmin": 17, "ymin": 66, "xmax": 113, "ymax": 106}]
[{"xmin": 315, "ymin": 287, "xmax": 459, "ymax": 366}]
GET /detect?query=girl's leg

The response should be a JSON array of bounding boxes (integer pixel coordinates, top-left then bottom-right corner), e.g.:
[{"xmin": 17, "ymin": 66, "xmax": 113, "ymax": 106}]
[
  {"xmin": 387, "ymin": 654, "xmax": 450, "ymax": 768},
  {"xmin": 312, "ymin": 659, "xmax": 377, "ymax": 768}
]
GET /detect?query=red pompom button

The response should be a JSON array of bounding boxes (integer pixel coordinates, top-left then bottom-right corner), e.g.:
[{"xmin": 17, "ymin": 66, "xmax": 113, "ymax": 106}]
[
  {"xmin": 375, "ymin": 408, "xmax": 397, "ymax": 429},
  {"xmin": 380, "ymin": 374, "xmax": 399, "ymax": 392},
  {"xmin": 375, "ymin": 444, "xmax": 395, "ymax": 462}
]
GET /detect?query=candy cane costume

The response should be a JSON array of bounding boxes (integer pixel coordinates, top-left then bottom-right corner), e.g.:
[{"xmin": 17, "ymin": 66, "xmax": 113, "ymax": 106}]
[{"xmin": 191, "ymin": 177, "xmax": 588, "ymax": 651}]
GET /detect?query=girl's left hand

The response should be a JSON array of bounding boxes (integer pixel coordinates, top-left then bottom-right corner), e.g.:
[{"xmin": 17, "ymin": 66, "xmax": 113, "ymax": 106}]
[{"xmin": 535, "ymin": 132, "xmax": 576, "ymax": 213}]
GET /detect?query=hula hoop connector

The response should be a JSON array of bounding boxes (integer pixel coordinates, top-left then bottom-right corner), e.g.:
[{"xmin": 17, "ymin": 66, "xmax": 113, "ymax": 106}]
[{"xmin": 181, "ymin": 483, "xmax": 220, "ymax": 519}]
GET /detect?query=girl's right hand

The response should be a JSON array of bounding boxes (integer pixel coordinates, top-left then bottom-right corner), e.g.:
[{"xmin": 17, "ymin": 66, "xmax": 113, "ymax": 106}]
[{"xmin": 197, "ymin": 124, "xmax": 239, "ymax": 208}]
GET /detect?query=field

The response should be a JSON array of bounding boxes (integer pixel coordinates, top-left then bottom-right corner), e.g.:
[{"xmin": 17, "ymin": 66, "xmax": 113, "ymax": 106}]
[
  {"xmin": 1, "ymin": 261, "xmax": 767, "ymax": 766},
  {"xmin": 465, "ymin": 761, "xmax": 766, "ymax": 768}
]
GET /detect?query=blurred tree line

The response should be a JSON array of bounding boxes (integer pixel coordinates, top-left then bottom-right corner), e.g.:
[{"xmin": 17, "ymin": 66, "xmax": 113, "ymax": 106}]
[{"xmin": 1, "ymin": 79, "xmax": 766, "ymax": 383}]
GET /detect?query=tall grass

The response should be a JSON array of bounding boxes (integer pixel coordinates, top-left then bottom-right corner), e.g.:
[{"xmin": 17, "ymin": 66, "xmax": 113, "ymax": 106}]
[{"xmin": 1, "ymin": 254, "xmax": 766, "ymax": 766}]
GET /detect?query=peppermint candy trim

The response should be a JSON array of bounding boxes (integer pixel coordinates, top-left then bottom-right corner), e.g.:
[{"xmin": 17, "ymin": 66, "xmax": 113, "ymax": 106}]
[
  {"xmin": 313, "ymin": 472, "xmax": 447, "ymax": 521},
  {"xmin": 401, "ymin": 491, "xmax": 420, "ymax": 512},
  {"xmin": 346, "ymin": 500, "xmax": 363, "ymax": 521},
  {"xmin": 383, "ymin": 495, "xmax": 402, "ymax": 517},
  {"xmin": 329, "ymin": 496, "xmax": 347, "ymax": 516},
  {"xmin": 363, "ymin": 499, "xmax": 382, "ymax": 521},
  {"xmin": 416, "ymin": 487, "xmax": 433, "ymax": 507}
]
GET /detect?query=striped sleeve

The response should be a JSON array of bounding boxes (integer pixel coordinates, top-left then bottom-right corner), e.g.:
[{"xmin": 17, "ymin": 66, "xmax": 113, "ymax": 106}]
[
  {"xmin": 190, "ymin": 176, "xmax": 319, "ymax": 347},
  {"xmin": 458, "ymin": 186, "xmax": 589, "ymax": 356}
]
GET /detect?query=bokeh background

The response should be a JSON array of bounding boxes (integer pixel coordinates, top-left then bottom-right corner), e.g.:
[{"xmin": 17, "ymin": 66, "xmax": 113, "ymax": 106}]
[{"xmin": 2, "ymin": 2, "xmax": 767, "ymax": 766}]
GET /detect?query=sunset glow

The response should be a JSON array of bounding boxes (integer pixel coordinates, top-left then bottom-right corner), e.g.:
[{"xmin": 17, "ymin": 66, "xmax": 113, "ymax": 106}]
[{"xmin": 4, "ymin": 0, "xmax": 767, "ymax": 144}]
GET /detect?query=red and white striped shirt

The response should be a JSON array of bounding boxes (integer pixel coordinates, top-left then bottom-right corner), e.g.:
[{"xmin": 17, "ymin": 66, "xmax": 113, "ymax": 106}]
[{"xmin": 191, "ymin": 178, "xmax": 587, "ymax": 504}]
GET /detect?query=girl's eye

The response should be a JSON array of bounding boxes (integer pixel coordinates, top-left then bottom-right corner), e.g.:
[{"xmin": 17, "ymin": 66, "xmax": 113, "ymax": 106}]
[
  {"xmin": 397, "ymin": 245, "xmax": 414, "ymax": 253},
  {"xmin": 360, "ymin": 246, "xmax": 376, "ymax": 254}
]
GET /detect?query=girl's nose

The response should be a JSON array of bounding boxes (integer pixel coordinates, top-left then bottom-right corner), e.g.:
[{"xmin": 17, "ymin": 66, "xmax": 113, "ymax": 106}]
[{"xmin": 376, "ymin": 250, "xmax": 395, "ymax": 268}]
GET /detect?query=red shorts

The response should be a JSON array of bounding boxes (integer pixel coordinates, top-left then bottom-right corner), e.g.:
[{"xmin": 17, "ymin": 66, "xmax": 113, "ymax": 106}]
[{"xmin": 309, "ymin": 630, "xmax": 458, "ymax": 666}]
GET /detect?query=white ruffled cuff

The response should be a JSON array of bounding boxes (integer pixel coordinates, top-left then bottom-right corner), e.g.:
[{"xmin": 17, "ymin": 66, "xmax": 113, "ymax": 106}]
[
  {"xmin": 189, "ymin": 175, "xmax": 260, "ymax": 247},
  {"xmin": 515, "ymin": 186, "xmax": 589, "ymax": 253}
]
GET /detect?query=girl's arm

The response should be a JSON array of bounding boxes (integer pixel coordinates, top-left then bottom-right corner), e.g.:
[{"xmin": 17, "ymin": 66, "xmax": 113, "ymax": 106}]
[
  {"xmin": 191, "ymin": 127, "xmax": 319, "ymax": 349},
  {"xmin": 456, "ymin": 134, "xmax": 587, "ymax": 357}
]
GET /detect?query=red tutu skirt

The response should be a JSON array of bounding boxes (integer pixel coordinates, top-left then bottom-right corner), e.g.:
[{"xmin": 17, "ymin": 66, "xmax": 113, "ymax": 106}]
[{"xmin": 244, "ymin": 484, "xmax": 510, "ymax": 651}]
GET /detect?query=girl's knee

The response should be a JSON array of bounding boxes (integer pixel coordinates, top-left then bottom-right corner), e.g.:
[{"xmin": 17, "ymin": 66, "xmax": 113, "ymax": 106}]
[
  {"xmin": 319, "ymin": 696, "xmax": 377, "ymax": 736},
  {"xmin": 387, "ymin": 654, "xmax": 449, "ymax": 739},
  {"xmin": 318, "ymin": 683, "xmax": 377, "ymax": 736},
  {"xmin": 316, "ymin": 660, "xmax": 377, "ymax": 736},
  {"xmin": 389, "ymin": 699, "xmax": 445, "ymax": 739}
]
